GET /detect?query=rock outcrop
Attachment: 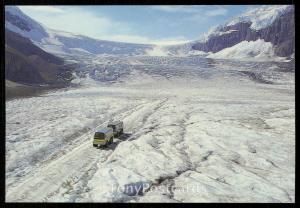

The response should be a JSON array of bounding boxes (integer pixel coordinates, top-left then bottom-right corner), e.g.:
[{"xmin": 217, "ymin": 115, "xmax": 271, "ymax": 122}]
[
  {"xmin": 192, "ymin": 6, "xmax": 294, "ymax": 57},
  {"xmin": 5, "ymin": 29, "xmax": 75, "ymax": 85}
]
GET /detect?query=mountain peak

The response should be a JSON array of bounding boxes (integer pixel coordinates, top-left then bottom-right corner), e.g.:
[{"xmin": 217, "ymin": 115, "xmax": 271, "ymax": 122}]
[
  {"xmin": 5, "ymin": 6, "xmax": 49, "ymax": 42},
  {"xmin": 226, "ymin": 5, "xmax": 293, "ymax": 30},
  {"xmin": 198, "ymin": 5, "xmax": 293, "ymax": 43},
  {"xmin": 191, "ymin": 5, "xmax": 294, "ymax": 60}
]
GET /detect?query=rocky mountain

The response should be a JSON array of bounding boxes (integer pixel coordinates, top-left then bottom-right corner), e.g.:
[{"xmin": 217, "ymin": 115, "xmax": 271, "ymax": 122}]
[
  {"xmin": 5, "ymin": 5, "xmax": 294, "ymax": 61},
  {"xmin": 5, "ymin": 6, "xmax": 153, "ymax": 56},
  {"xmin": 191, "ymin": 5, "xmax": 294, "ymax": 58},
  {"xmin": 5, "ymin": 29, "xmax": 75, "ymax": 85}
]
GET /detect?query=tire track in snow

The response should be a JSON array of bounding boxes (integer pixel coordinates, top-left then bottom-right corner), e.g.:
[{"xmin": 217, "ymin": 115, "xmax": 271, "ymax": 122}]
[
  {"xmin": 6, "ymin": 101, "xmax": 155, "ymax": 202},
  {"xmin": 6, "ymin": 102, "xmax": 140, "ymax": 191},
  {"xmin": 48, "ymin": 101, "xmax": 157, "ymax": 202},
  {"xmin": 63, "ymin": 98, "xmax": 169, "ymax": 201},
  {"xmin": 6, "ymin": 99, "xmax": 166, "ymax": 202},
  {"xmin": 125, "ymin": 98, "xmax": 169, "ymax": 141}
]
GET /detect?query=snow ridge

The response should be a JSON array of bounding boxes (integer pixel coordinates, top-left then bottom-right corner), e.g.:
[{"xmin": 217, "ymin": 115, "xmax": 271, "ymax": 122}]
[
  {"xmin": 227, "ymin": 5, "xmax": 292, "ymax": 30},
  {"xmin": 197, "ymin": 5, "xmax": 292, "ymax": 43},
  {"xmin": 207, "ymin": 39, "xmax": 287, "ymax": 62}
]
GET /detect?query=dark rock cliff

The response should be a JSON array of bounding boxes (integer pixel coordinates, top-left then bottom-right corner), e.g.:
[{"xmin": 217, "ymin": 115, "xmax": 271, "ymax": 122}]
[
  {"xmin": 192, "ymin": 6, "xmax": 294, "ymax": 57},
  {"xmin": 5, "ymin": 29, "xmax": 75, "ymax": 85}
]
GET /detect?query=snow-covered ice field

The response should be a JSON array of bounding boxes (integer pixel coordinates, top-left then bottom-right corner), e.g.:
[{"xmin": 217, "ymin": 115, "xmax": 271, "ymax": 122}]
[{"xmin": 6, "ymin": 56, "xmax": 295, "ymax": 202}]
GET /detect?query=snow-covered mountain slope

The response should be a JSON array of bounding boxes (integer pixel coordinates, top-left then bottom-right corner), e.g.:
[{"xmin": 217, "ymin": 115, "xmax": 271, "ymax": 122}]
[
  {"xmin": 197, "ymin": 5, "xmax": 293, "ymax": 43},
  {"xmin": 5, "ymin": 29, "xmax": 76, "ymax": 86},
  {"xmin": 207, "ymin": 39, "xmax": 286, "ymax": 62},
  {"xmin": 156, "ymin": 5, "xmax": 294, "ymax": 62},
  {"xmin": 226, "ymin": 5, "xmax": 292, "ymax": 30},
  {"xmin": 5, "ymin": 6, "xmax": 153, "ymax": 56},
  {"xmin": 163, "ymin": 42, "xmax": 199, "ymax": 56},
  {"xmin": 149, "ymin": 41, "xmax": 211, "ymax": 58},
  {"xmin": 5, "ymin": 6, "xmax": 49, "ymax": 42},
  {"xmin": 190, "ymin": 5, "xmax": 294, "ymax": 60}
]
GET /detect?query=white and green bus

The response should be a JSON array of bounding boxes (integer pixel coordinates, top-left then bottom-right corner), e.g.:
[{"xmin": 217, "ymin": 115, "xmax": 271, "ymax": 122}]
[{"xmin": 93, "ymin": 128, "xmax": 114, "ymax": 148}]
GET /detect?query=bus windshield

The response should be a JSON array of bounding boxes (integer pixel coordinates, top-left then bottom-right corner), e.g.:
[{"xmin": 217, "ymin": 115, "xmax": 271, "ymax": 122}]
[{"xmin": 94, "ymin": 132, "xmax": 105, "ymax": 139}]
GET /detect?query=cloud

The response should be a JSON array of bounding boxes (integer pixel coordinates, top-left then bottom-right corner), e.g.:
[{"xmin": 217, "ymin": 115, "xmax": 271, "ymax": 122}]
[
  {"xmin": 204, "ymin": 7, "xmax": 228, "ymax": 16},
  {"xmin": 151, "ymin": 5, "xmax": 228, "ymax": 17},
  {"xmin": 18, "ymin": 6, "xmax": 190, "ymax": 45},
  {"xmin": 98, "ymin": 34, "xmax": 190, "ymax": 45},
  {"xmin": 172, "ymin": 7, "xmax": 228, "ymax": 26},
  {"xmin": 17, "ymin": 6, "xmax": 227, "ymax": 45},
  {"xmin": 18, "ymin": 6, "xmax": 132, "ymax": 38},
  {"xmin": 98, "ymin": 35, "xmax": 152, "ymax": 44},
  {"xmin": 152, "ymin": 5, "xmax": 228, "ymax": 27},
  {"xmin": 152, "ymin": 37, "xmax": 190, "ymax": 45},
  {"xmin": 151, "ymin": 5, "xmax": 203, "ymax": 13}
]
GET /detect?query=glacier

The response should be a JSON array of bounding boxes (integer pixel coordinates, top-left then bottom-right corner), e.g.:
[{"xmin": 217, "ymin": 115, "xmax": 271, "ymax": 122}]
[
  {"xmin": 6, "ymin": 56, "xmax": 295, "ymax": 202},
  {"xmin": 5, "ymin": 5, "xmax": 295, "ymax": 203}
]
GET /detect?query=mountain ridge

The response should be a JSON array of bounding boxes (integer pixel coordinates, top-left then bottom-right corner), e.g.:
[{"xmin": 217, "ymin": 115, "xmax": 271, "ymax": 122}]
[
  {"xmin": 191, "ymin": 5, "xmax": 294, "ymax": 58},
  {"xmin": 5, "ymin": 29, "xmax": 75, "ymax": 85},
  {"xmin": 5, "ymin": 5, "xmax": 295, "ymax": 60},
  {"xmin": 5, "ymin": 6, "xmax": 153, "ymax": 56}
]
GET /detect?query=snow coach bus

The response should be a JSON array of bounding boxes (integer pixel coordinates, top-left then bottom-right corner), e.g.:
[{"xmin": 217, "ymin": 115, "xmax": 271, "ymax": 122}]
[
  {"xmin": 93, "ymin": 128, "xmax": 114, "ymax": 148},
  {"xmin": 107, "ymin": 121, "xmax": 124, "ymax": 137}
]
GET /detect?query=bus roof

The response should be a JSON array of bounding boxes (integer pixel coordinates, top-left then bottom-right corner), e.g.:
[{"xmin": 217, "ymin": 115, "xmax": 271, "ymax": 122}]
[{"xmin": 95, "ymin": 128, "xmax": 113, "ymax": 134}]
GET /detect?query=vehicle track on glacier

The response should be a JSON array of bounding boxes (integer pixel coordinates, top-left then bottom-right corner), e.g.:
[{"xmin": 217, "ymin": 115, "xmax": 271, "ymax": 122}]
[
  {"xmin": 6, "ymin": 101, "xmax": 149, "ymax": 201},
  {"xmin": 6, "ymin": 102, "xmax": 143, "ymax": 191},
  {"xmin": 62, "ymin": 98, "xmax": 169, "ymax": 202},
  {"xmin": 6, "ymin": 98, "xmax": 168, "ymax": 202}
]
